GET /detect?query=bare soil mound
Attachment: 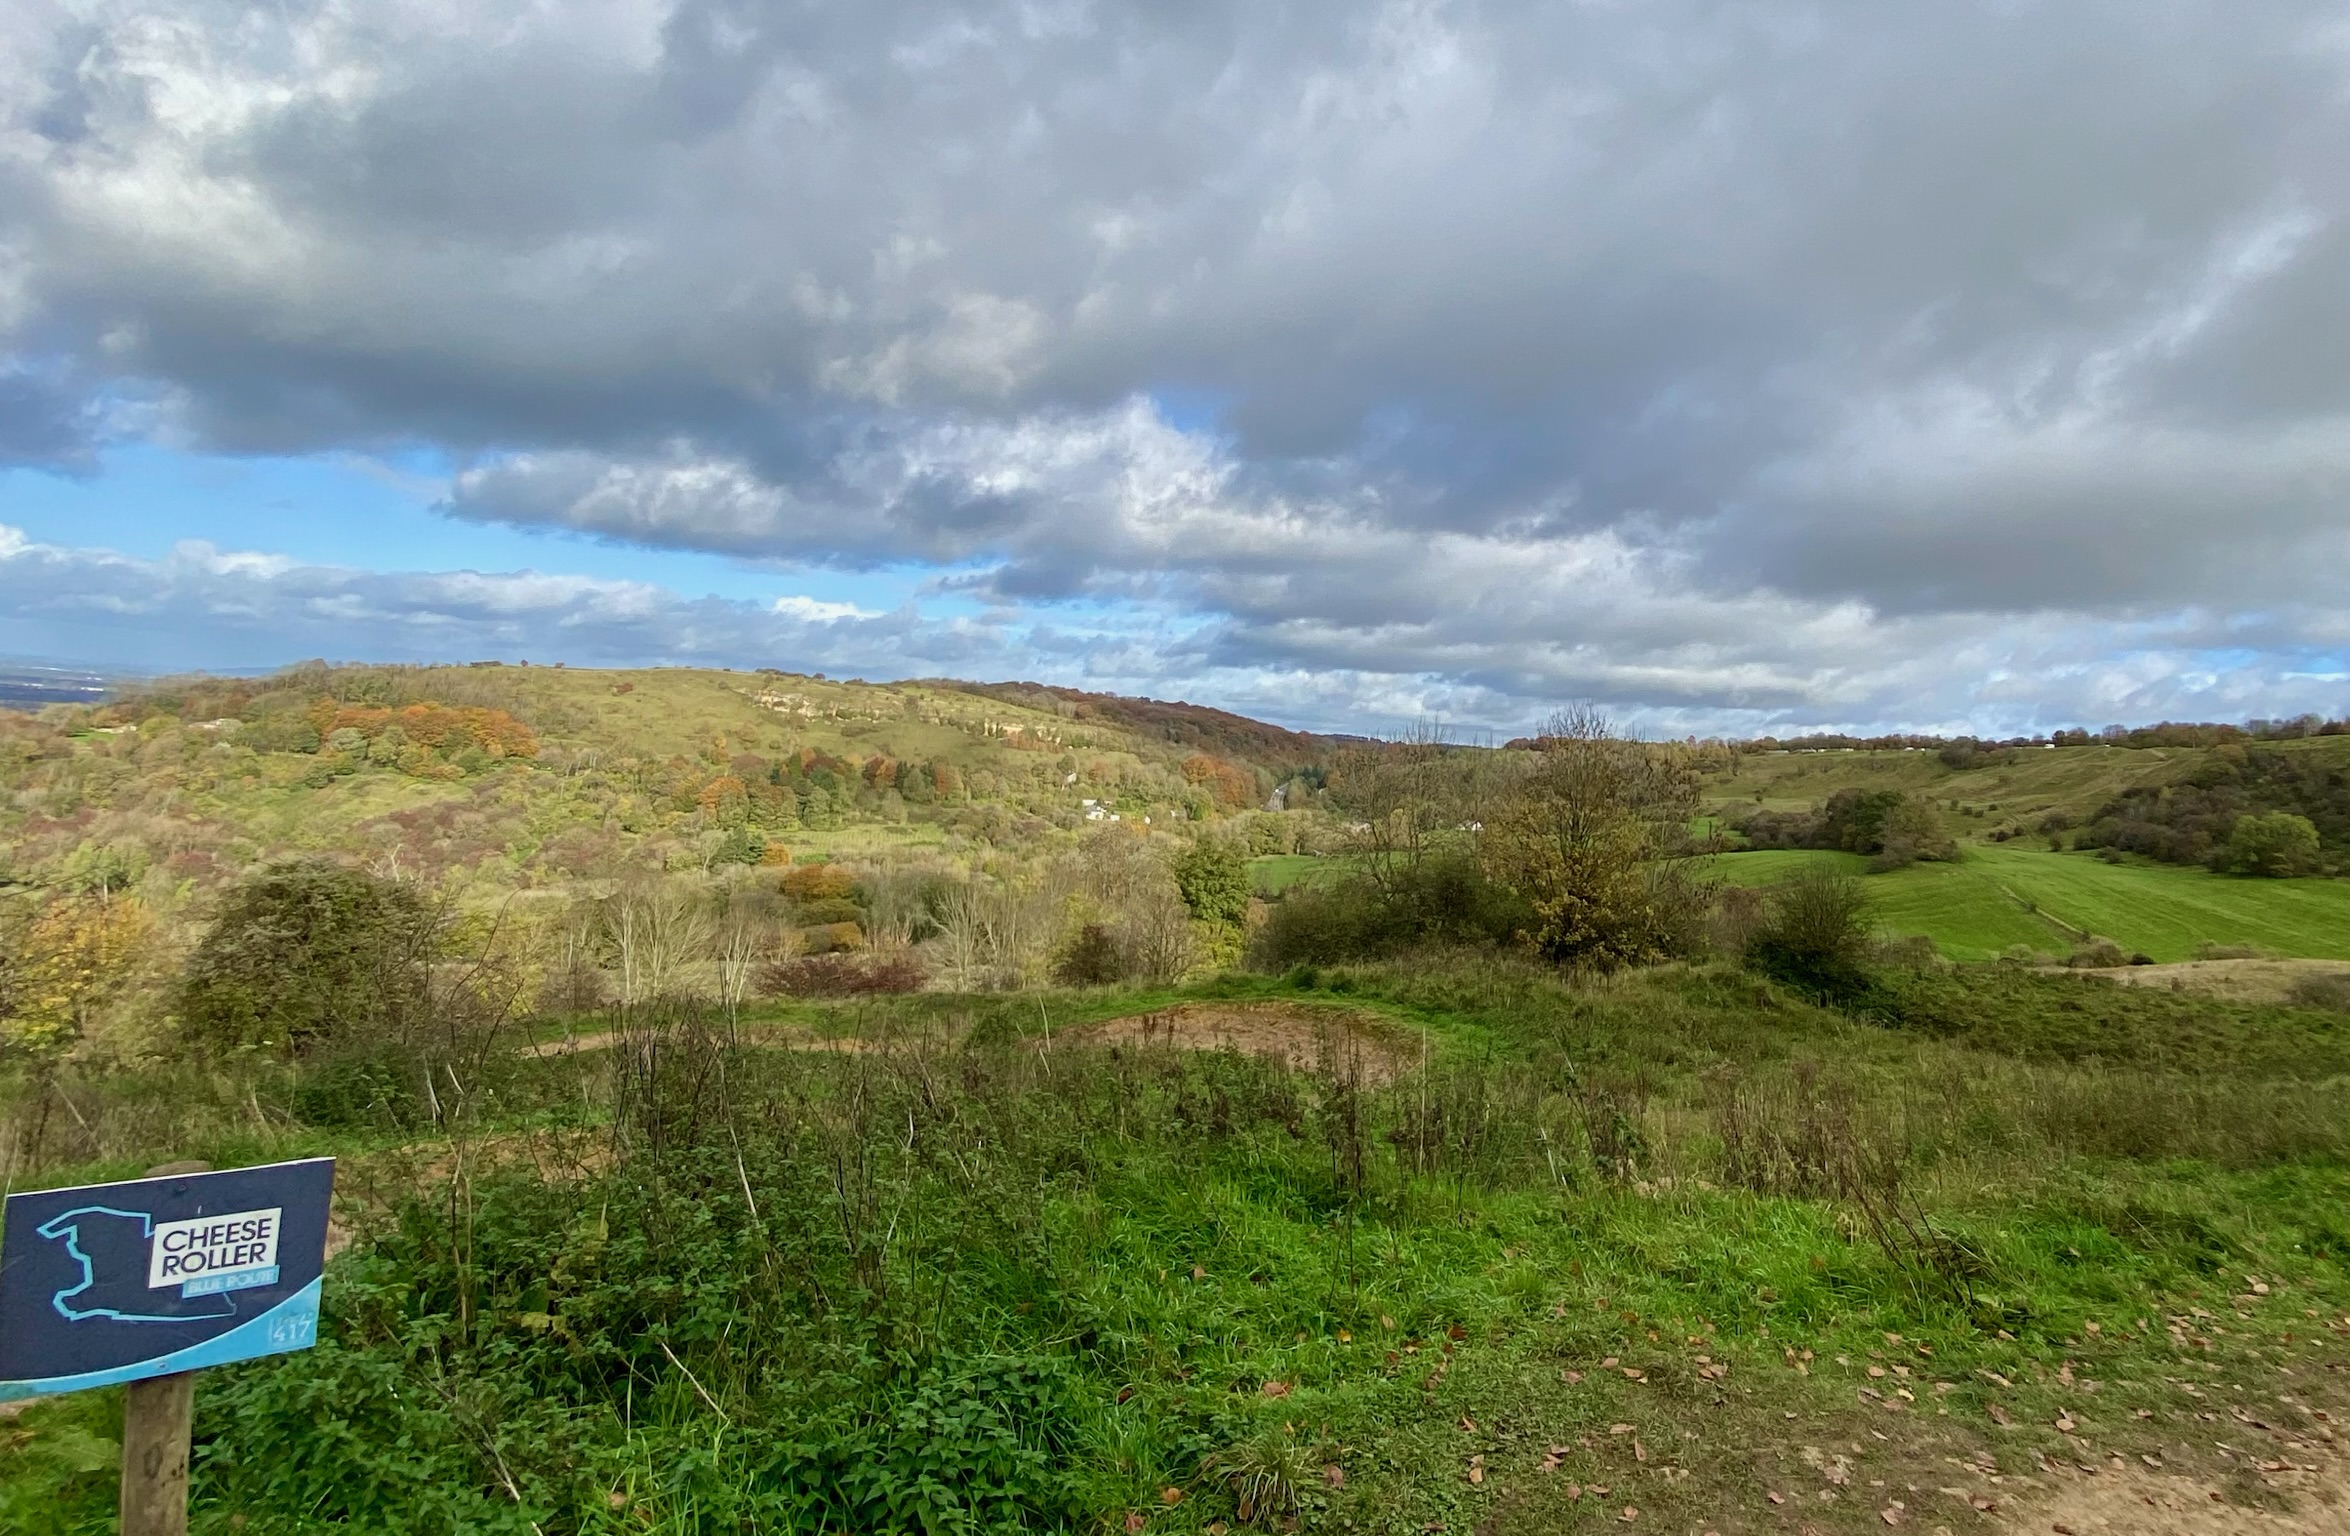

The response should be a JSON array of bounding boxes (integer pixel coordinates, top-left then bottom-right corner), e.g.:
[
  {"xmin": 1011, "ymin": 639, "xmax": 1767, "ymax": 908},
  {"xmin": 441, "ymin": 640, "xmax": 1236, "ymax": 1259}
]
[
  {"xmin": 1063, "ymin": 1001, "xmax": 1416, "ymax": 1084},
  {"xmin": 2081, "ymin": 957, "xmax": 2350, "ymax": 1006}
]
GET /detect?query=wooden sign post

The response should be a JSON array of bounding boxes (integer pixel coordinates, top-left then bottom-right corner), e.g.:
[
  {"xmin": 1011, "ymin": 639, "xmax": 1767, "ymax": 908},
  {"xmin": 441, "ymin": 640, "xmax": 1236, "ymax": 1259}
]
[
  {"xmin": 120, "ymin": 1371, "xmax": 196, "ymax": 1536},
  {"xmin": 0, "ymin": 1157, "xmax": 334, "ymax": 1534}
]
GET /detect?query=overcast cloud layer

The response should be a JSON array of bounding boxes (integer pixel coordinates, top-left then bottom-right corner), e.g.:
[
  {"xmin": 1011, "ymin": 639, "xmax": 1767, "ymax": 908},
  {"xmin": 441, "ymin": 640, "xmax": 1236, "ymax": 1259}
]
[{"xmin": 3, "ymin": 0, "xmax": 2348, "ymax": 734}]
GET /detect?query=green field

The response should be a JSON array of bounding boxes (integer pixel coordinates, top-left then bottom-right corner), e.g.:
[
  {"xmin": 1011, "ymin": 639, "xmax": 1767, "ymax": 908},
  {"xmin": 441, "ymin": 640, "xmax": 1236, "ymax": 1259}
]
[
  {"xmin": 1718, "ymin": 844, "xmax": 2350, "ymax": 961},
  {"xmin": 1706, "ymin": 735, "xmax": 2350, "ymax": 836},
  {"xmin": 1246, "ymin": 853, "xmax": 1349, "ymax": 893}
]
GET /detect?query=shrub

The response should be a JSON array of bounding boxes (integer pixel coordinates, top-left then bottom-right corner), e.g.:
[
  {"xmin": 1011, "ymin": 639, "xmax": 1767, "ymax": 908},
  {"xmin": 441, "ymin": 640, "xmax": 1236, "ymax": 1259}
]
[
  {"xmin": 177, "ymin": 862, "xmax": 436, "ymax": 1059},
  {"xmin": 1051, "ymin": 923, "xmax": 1127, "ymax": 986},
  {"xmin": 1249, "ymin": 852, "xmax": 1532, "ymax": 968},
  {"xmin": 2218, "ymin": 811, "xmax": 2322, "ymax": 878},
  {"xmin": 1173, "ymin": 839, "xmax": 1250, "ymax": 927},
  {"xmin": 780, "ymin": 863, "xmax": 858, "ymax": 902},
  {"xmin": 756, "ymin": 951, "xmax": 926, "ymax": 997},
  {"xmin": 2065, "ymin": 937, "xmax": 2130, "ymax": 969},
  {"xmin": 1743, "ymin": 866, "xmax": 1873, "ymax": 1001},
  {"xmin": 2288, "ymin": 972, "xmax": 2350, "ymax": 1011}
]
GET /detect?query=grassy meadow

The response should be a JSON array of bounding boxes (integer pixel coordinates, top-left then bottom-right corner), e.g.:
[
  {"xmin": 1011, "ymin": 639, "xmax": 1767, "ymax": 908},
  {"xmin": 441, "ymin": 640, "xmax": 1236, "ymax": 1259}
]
[
  {"xmin": 1713, "ymin": 845, "xmax": 2350, "ymax": 962},
  {"xmin": 5, "ymin": 961, "xmax": 2350, "ymax": 1534},
  {"xmin": 9, "ymin": 667, "xmax": 2350, "ymax": 1531}
]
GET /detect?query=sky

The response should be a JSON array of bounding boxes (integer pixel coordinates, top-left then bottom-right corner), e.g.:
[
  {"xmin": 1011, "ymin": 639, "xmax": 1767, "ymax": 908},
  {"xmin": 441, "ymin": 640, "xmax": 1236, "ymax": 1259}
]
[{"xmin": 2, "ymin": 0, "xmax": 2348, "ymax": 738}]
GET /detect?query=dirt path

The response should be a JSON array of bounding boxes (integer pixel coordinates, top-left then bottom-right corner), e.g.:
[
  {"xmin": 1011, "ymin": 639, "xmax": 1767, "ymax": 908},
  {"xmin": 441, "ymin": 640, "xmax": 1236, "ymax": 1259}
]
[
  {"xmin": 2079, "ymin": 957, "xmax": 2350, "ymax": 1006},
  {"xmin": 1993, "ymin": 1426, "xmax": 2350, "ymax": 1534}
]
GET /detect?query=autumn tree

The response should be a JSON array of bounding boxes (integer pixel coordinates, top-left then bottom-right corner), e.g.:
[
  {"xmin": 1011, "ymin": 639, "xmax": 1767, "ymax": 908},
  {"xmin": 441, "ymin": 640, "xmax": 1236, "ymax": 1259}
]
[
  {"xmin": 0, "ymin": 893, "xmax": 153, "ymax": 1055},
  {"xmin": 1477, "ymin": 709, "xmax": 1709, "ymax": 969}
]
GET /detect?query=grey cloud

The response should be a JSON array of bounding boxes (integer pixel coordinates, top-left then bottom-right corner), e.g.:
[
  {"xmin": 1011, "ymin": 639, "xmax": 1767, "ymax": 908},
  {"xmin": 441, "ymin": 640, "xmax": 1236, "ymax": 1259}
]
[
  {"xmin": 3, "ymin": 521, "xmax": 2345, "ymax": 739},
  {"xmin": 0, "ymin": 362, "xmax": 99, "ymax": 469},
  {"xmin": 3, "ymin": 0, "xmax": 2349, "ymax": 727}
]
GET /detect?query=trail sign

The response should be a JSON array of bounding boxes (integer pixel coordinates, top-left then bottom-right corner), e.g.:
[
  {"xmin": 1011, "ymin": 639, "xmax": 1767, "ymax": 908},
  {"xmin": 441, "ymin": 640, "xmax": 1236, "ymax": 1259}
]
[{"xmin": 0, "ymin": 1158, "xmax": 335, "ymax": 1401}]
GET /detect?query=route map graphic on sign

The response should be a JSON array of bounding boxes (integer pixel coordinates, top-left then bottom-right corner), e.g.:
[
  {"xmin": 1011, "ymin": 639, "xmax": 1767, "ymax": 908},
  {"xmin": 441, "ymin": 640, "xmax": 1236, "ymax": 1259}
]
[{"xmin": 0, "ymin": 1159, "xmax": 334, "ymax": 1400}]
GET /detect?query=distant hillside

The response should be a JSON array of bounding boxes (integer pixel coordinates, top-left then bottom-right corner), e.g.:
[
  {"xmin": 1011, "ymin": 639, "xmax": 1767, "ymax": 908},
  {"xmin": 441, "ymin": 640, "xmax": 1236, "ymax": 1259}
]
[
  {"xmin": 920, "ymin": 679, "xmax": 1338, "ymax": 768},
  {"xmin": 0, "ymin": 662, "xmax": 1337, "ymax": 901},
  {"xmin": 1709, "ymin": 734, "xmax": 2350, "ymax": 861}
]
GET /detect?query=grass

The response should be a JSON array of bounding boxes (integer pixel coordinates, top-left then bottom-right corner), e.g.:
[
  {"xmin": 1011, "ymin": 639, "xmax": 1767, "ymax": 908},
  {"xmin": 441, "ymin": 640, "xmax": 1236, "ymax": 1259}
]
[
  {"xmin": 5, "ymin": 959, "xmax": 2350, "ymax": 1532},
  {"xmin": 1246, "ymin": 854, "xmax": 1350, "ymax": 894},
  {"xmin": 1707, "ymin": 735, "xmax": 2350, "ymax": 838},
  {"xmin": 1716, "ymin": 845, "xmax": 2350, "ymax": 961}
]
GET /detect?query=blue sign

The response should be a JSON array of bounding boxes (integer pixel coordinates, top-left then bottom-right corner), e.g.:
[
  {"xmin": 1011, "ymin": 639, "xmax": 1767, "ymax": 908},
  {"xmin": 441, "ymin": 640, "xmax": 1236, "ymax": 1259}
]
[{"xmin": 0, "ymin": 1158, "xmax": 334, "ymax": 1400}]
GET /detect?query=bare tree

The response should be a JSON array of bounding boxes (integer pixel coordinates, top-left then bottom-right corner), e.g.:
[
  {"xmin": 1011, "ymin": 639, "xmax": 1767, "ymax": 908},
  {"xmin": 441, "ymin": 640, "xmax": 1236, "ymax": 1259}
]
[
  {"xmin": 602, "ymin": 879, "xmax": 714, "ymax": 1005},
  {"xmin": 713, "ymin": 884, "xmax": 775, "ymax": 1035}
]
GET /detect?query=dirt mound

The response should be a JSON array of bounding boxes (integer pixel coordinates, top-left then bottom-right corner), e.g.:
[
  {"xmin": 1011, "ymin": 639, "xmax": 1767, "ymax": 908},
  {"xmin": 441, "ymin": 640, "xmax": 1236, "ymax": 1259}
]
[
  {"xmin": 1063, "ymin": 1001, "xmax": 1415, "ymax": 1084},
  {"xmin": 2084, "ymin": 957, "xmax": 2350, "ymax": 1006}
]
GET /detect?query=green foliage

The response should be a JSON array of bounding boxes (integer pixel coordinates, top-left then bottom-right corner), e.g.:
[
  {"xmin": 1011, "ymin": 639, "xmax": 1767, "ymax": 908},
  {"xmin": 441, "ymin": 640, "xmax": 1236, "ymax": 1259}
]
[
  {"xmin": 8, "ymin": 965, "xmax": 2350, "ymax": 1530},
  {"xmin": 2220, "ymin": 811, "xmax": 2322, "ymax": 877},
  {"xmin": 1734, "ymin": 789, "xmax": 1956, "ymax": 867},
  {"xmin": 1173, "ymin": 838, "xmax": 1250, "ymax": 927},
  {"xmin": 176, "ymin": 862, "xmax": 434, "ymax": 1059},
  {"xmin": 1477, "ymin": 713, "xmax": 1707, "ymax": 968},
  {"xmin": 1052, "ymin": 922, "xmax": 1126, "ymax": 985},
  {"xmin": 1743, "ymin": 865, "xmax": 1875, "ymax": 1002},
  {"xmin": 711, "ymin": 824, "xmax": 767, "ymax": 866},
  {"xmin": 1249, "ymin": 851, "xmax": 1531, "ymax": 967},
  {"xmin": 2073, "ymin": 742, "xmax": 2350, "ymax": 867},
  {"xmin": 1719, "ymin": 843, "xmax": 2350, "ymax": 962}
]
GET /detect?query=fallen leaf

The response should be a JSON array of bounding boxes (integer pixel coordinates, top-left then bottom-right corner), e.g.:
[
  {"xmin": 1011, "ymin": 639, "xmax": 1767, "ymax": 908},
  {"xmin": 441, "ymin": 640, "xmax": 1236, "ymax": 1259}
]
[
  {"xmin": 1160, "ymin": 1488, "xmax": 1184, "ymax": 1505},
  {"xmin": 1563, "ymin": 1483, "xmax": 1583, "ymax": 1500},
  {"xmin": 1766, "ymin": 1491, "xmax": 1785, "ymax": 1505},
  {"xmin": 2054, "ymin": 1413, "xmax": 2076, "ymax": 1433},
  {"xmin": 1868, "ymin": 1365, "xmax": 1887, "ymax": 1379},
  {"xmin": 1190, "ymin": 1266, "xmax": 1205, "ymax": 1281},
  {"xmin": 1561, "ymin": 1370, "xmax": 1584, "ymax": 1384},
  {"xmin": 1261, "ymin": 1380, "xmax": 1293, "ymax": 1398},
  {"xmin": 1458, "ymin": 1415, "xmax": 1477, "ymax": 1432},
  {"xmin": 1880, "ymin": 1502, "xmax": 1905, "ymax": 1526},
  {"xmin": 1467, "ymin": 1456, "xmax": 1485, "ymax": 1486},
  {"xmin": 1987, "ymin": 1403, "xmax": 2013, "ymax": 1426},
  {"xmin": 1620, "ymin": 1506, "xmax": 1638, "ymax": 1522},
  {"xmin": 1324, "ymin": 1465, "xmax": 1345, "ymax": 1488},
  {"xmin": 1116, "ymin": 1385, "xmax": 1135, "ymax": 1404},
  {"xmin": 1125, "ymin": 1514, "xmax": 1146, "ymax": 1534},
  {"xmin": 1600, "ymin": 1356, "xmax": 1620, "ymax": 1368},
  {"xmin": 1633, "ymin": 1440, "xmax": 1648, "ymax": 1463},
  {"xmin": 1623, "ymin": 1367, "xmax": 1646, "ymax": 1381}
]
